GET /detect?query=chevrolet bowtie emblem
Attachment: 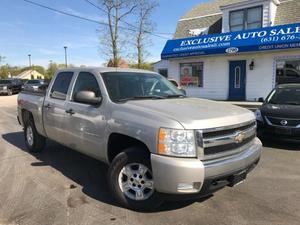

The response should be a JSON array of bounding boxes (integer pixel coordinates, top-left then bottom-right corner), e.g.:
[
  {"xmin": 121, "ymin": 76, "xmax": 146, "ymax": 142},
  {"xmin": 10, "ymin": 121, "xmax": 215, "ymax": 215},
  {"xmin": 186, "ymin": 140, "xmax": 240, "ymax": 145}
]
[{"xmin": 234, "ymin": 131, "xmax": 246, "ymax": 143}]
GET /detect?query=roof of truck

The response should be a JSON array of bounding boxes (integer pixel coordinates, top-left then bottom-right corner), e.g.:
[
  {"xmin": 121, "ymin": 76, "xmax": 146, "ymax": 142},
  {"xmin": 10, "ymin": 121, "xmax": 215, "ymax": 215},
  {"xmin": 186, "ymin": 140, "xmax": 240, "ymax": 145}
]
[{"xmin": 57, "ymin": 67, "xmax": 157, "ymax": 74}]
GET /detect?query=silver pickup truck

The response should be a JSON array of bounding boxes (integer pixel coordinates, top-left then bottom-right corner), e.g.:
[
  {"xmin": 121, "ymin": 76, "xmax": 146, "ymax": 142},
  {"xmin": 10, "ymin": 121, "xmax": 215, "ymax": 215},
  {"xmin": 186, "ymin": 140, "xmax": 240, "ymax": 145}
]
[{"xmin": 17, "ymin": 67, "xmax": 262, "ymax": 210}]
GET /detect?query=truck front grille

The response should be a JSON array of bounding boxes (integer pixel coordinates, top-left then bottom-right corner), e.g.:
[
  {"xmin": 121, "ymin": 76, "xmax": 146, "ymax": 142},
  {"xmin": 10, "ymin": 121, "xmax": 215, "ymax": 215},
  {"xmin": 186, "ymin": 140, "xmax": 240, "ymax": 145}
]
[{"xmin": 197, "ymin": 121, "xmax": 256, "ymax": 160}]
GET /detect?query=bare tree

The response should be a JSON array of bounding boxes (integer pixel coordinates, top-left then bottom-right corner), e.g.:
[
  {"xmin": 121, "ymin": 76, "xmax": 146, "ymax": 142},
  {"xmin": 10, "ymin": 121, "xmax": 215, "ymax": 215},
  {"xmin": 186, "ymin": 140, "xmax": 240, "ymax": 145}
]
[
  {"xmin": 0, "ymin": 55, "xmax": 5, "ymax": 65},
  {"xmin": 134, "ymin": 0, "xmax": 158, "ymax": 68},
  {"xmin": 99, "ymin": 0, "xmax": 137, "ymax": 67}
]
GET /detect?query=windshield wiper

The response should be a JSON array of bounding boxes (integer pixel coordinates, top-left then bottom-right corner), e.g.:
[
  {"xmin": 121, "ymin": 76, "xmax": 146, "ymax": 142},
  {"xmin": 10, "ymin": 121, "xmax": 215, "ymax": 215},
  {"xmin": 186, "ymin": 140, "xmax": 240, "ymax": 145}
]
[
  {"xmin": 116, "ymin": 95, "xmax": 166, "ymax": 103},
  {"xmin": 285, "ymin": 102, "xmax": 300, "ymax": 105}
]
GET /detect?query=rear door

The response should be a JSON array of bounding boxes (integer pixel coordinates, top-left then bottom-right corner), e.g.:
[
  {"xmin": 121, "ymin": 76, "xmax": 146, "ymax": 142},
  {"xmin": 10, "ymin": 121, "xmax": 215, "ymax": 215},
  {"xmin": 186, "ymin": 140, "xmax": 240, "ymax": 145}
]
[
  {"xmin": 43, "ymin": 71, "xmax": 74, "ymax": 144},
  {"xmin": 63, "ymin": 71, "xmax": 107, "ymax": 160}
]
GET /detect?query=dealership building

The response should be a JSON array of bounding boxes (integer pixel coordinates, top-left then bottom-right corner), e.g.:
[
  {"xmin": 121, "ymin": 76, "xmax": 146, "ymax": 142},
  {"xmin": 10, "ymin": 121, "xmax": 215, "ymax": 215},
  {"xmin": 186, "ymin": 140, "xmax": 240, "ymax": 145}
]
[{"xmin": 157, "ymin": 0, "xmax": 300, "ymax": 101}]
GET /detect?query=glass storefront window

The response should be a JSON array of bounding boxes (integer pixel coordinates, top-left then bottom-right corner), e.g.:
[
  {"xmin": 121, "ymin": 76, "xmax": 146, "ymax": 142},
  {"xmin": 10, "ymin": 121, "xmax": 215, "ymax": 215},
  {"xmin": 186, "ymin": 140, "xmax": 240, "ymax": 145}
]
[
  {"xmin": 180, "ymin": 63, "xmax": 203, "ymax": 87},
  {"xmin": 276, "ymin": 58, "xmax": 300, "ymax": 84}
]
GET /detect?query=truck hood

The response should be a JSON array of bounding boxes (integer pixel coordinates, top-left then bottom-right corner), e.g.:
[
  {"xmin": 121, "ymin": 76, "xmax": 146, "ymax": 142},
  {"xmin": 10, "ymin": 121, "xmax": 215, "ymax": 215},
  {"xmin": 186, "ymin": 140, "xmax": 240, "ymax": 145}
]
[{"xmin": 126, "ymin": 98, "xmax": 255, "ymax": 129}]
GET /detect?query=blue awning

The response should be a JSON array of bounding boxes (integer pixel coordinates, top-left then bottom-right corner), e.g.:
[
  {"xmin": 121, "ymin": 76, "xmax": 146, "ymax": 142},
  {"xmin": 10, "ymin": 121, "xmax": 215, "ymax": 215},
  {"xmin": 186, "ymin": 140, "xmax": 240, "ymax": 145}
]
[{"xmin": 161, "ymin": 23, "xmax": 300, "ymax": 59}]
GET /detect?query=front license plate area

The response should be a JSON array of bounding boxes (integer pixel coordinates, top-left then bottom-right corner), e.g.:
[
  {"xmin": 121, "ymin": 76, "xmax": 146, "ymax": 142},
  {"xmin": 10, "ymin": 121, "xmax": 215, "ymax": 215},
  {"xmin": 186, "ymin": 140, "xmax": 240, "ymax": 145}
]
[
  {"xmin": 228, "ymin": 171, "xmax": 247, "ymax": 187},
  {"xmin": 275, "ymin": 127, "xmax": 292, "ymax": 135}
]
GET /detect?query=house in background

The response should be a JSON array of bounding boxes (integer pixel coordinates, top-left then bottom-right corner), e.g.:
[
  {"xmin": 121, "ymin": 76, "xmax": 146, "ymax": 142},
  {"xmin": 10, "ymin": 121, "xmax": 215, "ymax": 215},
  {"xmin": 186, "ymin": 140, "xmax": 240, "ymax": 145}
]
[
  {"xmin": 107, "ymin": 59, "xmax": 129, "ymax": 68},
  {"xmin": 161, "ymin": 0, "xmax": 300, "ymax": 101},
  {"xmin": 16, "ymin": 70, "xmax": 45, "ymax": 80},
  {"xmin": 153, "ymin": 60, "xmax": 169, "ymax": 77}
]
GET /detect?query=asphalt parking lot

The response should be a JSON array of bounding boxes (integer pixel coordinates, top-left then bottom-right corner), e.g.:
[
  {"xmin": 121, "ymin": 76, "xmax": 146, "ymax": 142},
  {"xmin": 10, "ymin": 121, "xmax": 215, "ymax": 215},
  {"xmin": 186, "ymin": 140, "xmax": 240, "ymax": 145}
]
[{"xmin": 0, "ymin": 95, "xmax": 299, "ymax": 225}]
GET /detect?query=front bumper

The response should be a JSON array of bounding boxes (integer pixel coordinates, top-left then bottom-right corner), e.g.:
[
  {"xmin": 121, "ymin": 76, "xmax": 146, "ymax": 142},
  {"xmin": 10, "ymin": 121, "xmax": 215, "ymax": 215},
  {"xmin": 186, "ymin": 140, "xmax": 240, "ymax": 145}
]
[
  {"xmin": 0, "ymin": 89, "xmax": 8, "ymax": 94},
  {"xmin": 151, "ymin": 138, "xmax": 262, "ymax": 195},
  {"xmin": 257, "ymin": 122, "xmax": 300, "ymax": 142}
]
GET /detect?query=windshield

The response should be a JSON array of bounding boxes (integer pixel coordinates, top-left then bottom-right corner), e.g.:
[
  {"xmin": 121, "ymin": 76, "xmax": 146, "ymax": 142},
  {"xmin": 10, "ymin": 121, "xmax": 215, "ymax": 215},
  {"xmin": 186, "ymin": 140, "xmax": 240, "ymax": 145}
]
[
  {"xmin": 0, "ymin": 80, "xmax": 12, "ymax": 84},
  {"xmin": 101, "ymin": 72, "xmax": 184, "ymax": 102},
  {"xmin": 267, "ymin": 87, "xmax": 300, "ymax": 105},
  {"xmin": 26, "ymin": 80, "xmax": 43, "ymax": 84}
]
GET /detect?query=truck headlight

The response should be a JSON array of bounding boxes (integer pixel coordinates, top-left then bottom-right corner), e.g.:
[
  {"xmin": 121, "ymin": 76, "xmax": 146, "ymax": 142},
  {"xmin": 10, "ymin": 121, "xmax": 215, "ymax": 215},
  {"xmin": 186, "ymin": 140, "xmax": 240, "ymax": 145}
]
[
  {"xmin": 3, "ymin": 86, "xmax": 7, "ymax": 90},
  {"xmin": 158, "ymin": 128, "xmax": 196, "ymax": 158},
  {"xmin": 255, "ymin": 109, "xmax": 263, "ymax": 122}
]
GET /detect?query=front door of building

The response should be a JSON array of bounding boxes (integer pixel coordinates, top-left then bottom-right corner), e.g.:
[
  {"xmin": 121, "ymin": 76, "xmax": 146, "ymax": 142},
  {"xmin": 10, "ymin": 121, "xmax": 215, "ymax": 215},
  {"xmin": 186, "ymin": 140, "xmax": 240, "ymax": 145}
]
[{"xmin": 229, "ymin": 60, "xmax": 246, "ymax": 101}]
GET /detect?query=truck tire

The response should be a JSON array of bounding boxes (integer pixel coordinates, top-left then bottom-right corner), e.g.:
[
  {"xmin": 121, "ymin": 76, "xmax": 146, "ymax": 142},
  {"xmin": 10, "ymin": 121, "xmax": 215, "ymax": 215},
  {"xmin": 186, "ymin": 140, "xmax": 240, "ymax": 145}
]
[
  {"xmin": 7, "ymin": 89, "xmax": 12, "ymax": 96},
  {"xmin": 24, "ymin": 119, "xmax": 46, "ymax": 152},
  {"xmin": 108, "ymin": 147, "xmax": 163, "ymax": 211}
]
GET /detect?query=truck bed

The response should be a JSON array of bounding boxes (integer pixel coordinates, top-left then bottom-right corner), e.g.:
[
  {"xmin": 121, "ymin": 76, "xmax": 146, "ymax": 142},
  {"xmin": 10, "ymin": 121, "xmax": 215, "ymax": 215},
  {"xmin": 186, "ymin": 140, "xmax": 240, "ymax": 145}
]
[{"xmin": 17, "ymin": 90, "xmax": 46, "ymax": 137}]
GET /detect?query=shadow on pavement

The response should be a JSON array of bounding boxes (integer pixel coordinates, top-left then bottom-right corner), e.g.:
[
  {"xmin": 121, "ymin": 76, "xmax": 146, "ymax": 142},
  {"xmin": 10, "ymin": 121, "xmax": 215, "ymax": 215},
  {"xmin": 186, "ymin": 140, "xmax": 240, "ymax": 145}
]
[{"xmin": 2, "ymin": 131, "xmax": 207, "ymax": 212}]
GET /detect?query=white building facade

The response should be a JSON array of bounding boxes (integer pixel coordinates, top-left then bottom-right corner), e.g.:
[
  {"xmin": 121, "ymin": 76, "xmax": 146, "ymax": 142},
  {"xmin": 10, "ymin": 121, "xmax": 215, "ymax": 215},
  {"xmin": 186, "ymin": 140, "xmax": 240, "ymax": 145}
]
[{"xmin": 161, "ymin": 0, "xmax": 300, "ymax": 101}]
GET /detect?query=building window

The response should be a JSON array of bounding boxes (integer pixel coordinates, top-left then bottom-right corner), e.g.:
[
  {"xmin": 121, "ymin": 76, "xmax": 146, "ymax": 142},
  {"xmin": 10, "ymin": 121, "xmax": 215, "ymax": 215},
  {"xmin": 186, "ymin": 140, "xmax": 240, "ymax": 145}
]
[
  {"xmin": 235, "ymin": 67, "xmax": 241, "ymax": 88},
  {"xmin": 158, "ymin": 69, "xmax": 168, "ymax": 78},
  {"xmin": 180, "ymin": 63, "xmax": 203, "ymax": 87},
  {"xmin": 276, "ymin": 58, "xmax": 300, "ymax": 85},
  {"xmin": 230, "ymin": 6, "xmax": 262, "ymax": 32}
]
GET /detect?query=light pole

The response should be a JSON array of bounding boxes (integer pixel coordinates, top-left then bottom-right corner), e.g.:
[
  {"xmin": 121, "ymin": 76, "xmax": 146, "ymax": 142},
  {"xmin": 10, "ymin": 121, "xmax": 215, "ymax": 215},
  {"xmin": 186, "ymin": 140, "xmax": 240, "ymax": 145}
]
[
  {"xmin": 28, "ymin": 54, "xmax": 32, "ymax": 69},
  {"xmin": 28, "ymin": 54, "xmax": 32, "ymax": 78},
  {"xmin": 64, "ymin": 46, "xmax": 68, "ymax": 68}
]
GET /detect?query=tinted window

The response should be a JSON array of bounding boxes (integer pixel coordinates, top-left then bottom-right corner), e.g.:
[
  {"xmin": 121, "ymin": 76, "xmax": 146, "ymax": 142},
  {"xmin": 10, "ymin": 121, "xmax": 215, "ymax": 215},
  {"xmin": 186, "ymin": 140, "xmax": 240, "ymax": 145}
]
[
  {"xmin": 72, "ymin": 72, "xmax": 101, "ymax": 100},
  {"xmin": 0, "ymin": 80, "xmax": 12, "ymax": 84},
  {"xmin": 101, "ymin": 72, "xmax": 183, "ymax": 102},
  {"xmin": 50, "ymin": 72, "xmax": 73, "ymax": 100},
  {"xmin": 27, "ymin": 80, "xmax": 43, "ymax": 84}
]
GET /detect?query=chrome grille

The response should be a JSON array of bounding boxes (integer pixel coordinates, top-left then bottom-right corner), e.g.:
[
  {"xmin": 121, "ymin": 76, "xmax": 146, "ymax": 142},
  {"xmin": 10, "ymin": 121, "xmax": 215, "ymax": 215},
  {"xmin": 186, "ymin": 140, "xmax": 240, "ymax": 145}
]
[{"xmin": 197, "ymin": 121, "xmax": 256, "ymax": 160}]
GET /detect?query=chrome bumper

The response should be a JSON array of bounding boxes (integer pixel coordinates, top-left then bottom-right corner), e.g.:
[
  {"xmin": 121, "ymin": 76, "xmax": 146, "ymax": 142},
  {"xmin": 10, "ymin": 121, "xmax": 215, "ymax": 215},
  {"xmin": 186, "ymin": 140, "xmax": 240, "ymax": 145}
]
[
  {"xmin": 151, "ymin": 138, "xmax": 262, "ymax": 194},
  {"xmin": 0, "ymin": 90, "xmax": 8, "ymax": 94}
]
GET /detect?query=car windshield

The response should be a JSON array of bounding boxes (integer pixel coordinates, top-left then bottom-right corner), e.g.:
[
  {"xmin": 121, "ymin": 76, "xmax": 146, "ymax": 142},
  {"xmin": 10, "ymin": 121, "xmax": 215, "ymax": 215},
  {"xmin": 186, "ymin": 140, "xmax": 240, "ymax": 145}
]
[
  {"xmin": 26, "ymin": 80, "xmax": 43, "ymax": 84},
  {"xmin": 267, "ymin": 87, "xmax": 300, "ymax": 105},
  {"xmin": 101, "ymin": 72, "xmax": 184, "ymax": 102},
  {"xmin": 0, "ymin": 80, "xmax": 12, "ymax": 84}
]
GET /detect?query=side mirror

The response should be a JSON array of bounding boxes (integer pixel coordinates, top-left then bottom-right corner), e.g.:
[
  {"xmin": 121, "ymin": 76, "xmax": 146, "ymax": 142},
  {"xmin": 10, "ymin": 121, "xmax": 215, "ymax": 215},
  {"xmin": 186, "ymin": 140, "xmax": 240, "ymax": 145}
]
[
  {"xmin": 74, "ymin": 91, "xmax": 102, "ymax": 105},
  {"xmin": 258, "ymin": 97, "xmax": 264, "ymax": 103},
  {"xmin": 180, "ymin": 89, "xmax": 186, "ymax": 96}
]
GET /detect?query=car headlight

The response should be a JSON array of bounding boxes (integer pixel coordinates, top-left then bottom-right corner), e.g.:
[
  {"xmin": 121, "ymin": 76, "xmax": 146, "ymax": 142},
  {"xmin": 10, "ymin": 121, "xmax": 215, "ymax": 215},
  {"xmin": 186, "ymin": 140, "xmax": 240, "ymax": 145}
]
[
  {"xmin": 255, "ymin": 109, "xmax": 263, "ymax": 122},
  {"xmin": 3, "ymin": 86, "xmax": 7, "ymax": 90},
  {"xmin": 158, "ymin": 128, "xmax": 196, "ymax": 157}
]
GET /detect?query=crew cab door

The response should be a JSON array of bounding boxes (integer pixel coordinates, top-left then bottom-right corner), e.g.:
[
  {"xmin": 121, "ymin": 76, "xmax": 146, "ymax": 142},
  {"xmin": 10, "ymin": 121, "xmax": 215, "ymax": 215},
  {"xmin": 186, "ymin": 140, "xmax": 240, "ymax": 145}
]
[
  {"xmin": 43, "ymin": 71, "xmax": 74, "ymax": 144},
  {"xmin": 63, "ymin": 71, "xmax": 107, "ymax": 160}
]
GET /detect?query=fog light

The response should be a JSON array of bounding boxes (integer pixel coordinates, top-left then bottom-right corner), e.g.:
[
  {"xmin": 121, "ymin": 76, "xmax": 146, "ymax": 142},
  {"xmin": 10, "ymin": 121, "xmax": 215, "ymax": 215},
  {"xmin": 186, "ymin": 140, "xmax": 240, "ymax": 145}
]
[{"xmin": 177, "ymin": 182, "xmax": 202, "ymax": 192}]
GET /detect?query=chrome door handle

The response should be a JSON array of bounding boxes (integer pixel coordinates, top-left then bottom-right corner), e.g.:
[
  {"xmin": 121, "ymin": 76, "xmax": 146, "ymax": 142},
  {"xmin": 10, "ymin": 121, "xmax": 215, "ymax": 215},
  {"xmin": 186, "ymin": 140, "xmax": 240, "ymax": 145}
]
[
  {"xmin": 65, "ymin": 109, "xmax": 75, "ymax": 115},
  {"xmin": 44, "ymin": 103, "xmax": 52, "ymax": 109}
]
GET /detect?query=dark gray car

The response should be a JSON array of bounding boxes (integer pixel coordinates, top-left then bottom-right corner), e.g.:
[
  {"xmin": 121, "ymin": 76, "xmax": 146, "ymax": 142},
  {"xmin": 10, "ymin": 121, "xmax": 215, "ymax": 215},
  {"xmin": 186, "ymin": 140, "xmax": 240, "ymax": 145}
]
[
  {"xmin": 0, "ymin": 79, "xmax": 22, "ymax": 95},
  {"xmin": 256, "ymin": 83, "xmax": 300, "ymax": 142}
]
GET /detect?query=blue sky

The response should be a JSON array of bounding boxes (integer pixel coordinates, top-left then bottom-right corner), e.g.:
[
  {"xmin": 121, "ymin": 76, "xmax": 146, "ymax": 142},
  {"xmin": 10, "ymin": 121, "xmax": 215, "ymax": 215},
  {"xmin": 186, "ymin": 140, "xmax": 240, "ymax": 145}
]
[{"xmin": 0, "ymin": 0, "xmax": 208, "ymax": 67}]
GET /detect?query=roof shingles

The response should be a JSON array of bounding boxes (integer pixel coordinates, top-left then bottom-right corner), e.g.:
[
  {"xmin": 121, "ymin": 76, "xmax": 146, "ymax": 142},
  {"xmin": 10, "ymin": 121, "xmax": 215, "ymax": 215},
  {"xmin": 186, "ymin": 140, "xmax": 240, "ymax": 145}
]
[{"xmin": 174, "ymin": 0, "xmax": 300, "ymax": 39}]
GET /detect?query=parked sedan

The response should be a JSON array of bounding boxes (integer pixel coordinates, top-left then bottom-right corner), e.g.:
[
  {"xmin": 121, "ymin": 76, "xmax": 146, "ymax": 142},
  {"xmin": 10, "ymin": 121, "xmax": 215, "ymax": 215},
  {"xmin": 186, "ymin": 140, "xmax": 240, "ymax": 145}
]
[
  {"xmin": 22, "ymin": 79, "xmax": 46, "ymax": 92},
  {"xmin": 0, "ymin": 79, "xmax": 23, "ymax": 95},
  {"xmin": 255, "ymin": 84, "xmax": 300, "ymax": 142}
]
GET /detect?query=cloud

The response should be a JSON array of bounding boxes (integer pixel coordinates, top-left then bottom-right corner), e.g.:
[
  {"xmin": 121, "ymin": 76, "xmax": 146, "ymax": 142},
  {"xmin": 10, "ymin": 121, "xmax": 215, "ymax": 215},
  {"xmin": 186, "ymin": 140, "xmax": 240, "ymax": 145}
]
[{"xmin": 37, "ymin": 48, "xmax": 60, "ymax": 55}]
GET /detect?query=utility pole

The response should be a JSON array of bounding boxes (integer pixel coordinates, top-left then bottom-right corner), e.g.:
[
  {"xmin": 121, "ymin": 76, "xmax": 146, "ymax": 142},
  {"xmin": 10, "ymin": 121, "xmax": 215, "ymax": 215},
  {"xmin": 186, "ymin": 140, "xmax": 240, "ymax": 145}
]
[
  {"xmin": 28, "ymin": 54, "xmax": 32, "ymax": 69},
  {"xmin": 64, "ymin": 46, "xmax": 68, "ymax": 68},
  {"xmin": 28, "ymin": 54, "xmax": 32, "ymax": 78}
]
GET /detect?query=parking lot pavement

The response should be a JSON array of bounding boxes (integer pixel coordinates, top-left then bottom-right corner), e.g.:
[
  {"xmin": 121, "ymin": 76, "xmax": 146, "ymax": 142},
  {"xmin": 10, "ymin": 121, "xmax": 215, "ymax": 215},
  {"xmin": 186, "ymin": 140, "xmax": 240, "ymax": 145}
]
[{"xmin": 0, "ymin": 95, "xmax": 299, "ymax": 225}]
